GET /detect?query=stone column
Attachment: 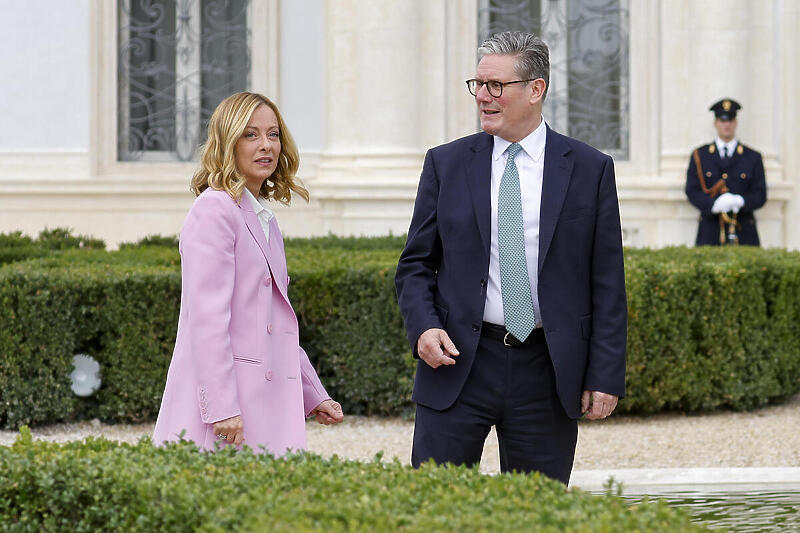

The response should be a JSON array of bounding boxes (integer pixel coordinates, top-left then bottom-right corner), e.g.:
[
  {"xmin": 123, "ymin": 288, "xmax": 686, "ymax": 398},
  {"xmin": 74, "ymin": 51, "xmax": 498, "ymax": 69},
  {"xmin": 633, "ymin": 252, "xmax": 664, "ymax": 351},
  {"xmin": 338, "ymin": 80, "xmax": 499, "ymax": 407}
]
[
  {"xmin": 313, "ymin": 0, "xmax": 476, "ymax": 236},
  {"xmin": 780, "ymin": 0, "xmax": 800, "ymax": 250}
]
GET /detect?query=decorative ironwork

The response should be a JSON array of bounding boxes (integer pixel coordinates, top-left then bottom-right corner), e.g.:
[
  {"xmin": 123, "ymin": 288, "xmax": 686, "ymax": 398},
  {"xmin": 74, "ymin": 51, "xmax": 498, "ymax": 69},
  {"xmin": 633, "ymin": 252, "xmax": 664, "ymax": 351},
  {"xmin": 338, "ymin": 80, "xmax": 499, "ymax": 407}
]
[
  {"xmin": 478, "ymin": 0, "xmax": 629, "ymax": 159},
  {"xmin": 118, "ymin": 0, "xmax": 250, "ymax": 161}
]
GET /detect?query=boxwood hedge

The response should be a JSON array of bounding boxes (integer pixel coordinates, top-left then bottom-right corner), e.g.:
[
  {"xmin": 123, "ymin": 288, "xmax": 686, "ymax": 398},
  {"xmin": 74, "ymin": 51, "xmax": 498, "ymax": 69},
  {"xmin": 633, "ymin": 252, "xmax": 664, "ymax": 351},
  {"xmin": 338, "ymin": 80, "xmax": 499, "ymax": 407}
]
[
  {"xmin": 0, "ymin": 228, "xmax": 104, "ymax": 266},
  {"xmin": 0, "ymin": 230, "xmax": 798, "ymax": 428},
  {"xmin": 0, "ymin": 428, "xmax": 706, "ymax": 532}
]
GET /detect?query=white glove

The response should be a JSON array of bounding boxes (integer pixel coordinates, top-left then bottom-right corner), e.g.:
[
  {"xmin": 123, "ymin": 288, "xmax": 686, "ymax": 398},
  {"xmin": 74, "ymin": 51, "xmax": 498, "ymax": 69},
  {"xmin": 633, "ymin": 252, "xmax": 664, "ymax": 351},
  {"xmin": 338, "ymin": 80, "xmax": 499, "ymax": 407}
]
[
  {"xmin": 729, "ymin": 194, "xmax": 745, "ymax": 214},
  {"xmin": 711, "ymin": 192, "xmax": 735, "ymax": 214}
]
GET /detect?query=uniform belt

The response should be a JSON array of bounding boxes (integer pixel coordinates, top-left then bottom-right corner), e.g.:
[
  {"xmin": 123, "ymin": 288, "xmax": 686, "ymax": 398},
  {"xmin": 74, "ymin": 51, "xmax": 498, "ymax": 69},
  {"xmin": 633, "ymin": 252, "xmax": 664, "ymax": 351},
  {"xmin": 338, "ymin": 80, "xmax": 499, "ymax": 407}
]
[{"xmin": 481, "ymin": 322, "xmax": 544, "ymax": 347}]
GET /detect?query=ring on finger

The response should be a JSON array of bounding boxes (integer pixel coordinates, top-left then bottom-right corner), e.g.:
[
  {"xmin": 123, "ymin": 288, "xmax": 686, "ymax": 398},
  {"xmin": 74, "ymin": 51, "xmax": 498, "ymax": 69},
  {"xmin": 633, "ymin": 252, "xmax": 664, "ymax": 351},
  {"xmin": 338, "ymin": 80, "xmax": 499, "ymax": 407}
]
[{"xmin": 217, "ymin": 433, "xmax": 226, "ymax": 439}]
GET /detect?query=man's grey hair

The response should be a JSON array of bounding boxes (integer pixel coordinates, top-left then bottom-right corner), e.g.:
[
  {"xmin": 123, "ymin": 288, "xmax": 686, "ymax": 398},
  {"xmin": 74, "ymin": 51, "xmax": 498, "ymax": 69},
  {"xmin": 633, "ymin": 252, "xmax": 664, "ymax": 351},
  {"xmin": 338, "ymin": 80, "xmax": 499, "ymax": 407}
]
[{"xmin": 478, "ymin": 31, "xmax": 550, "ymax": 97}]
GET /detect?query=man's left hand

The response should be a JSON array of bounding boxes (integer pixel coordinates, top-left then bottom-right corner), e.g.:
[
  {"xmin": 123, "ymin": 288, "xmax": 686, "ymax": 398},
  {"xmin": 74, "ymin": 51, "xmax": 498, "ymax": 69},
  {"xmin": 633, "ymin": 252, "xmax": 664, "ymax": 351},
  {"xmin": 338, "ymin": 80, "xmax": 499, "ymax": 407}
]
[{"xmin": 581, "ymin": 390, "xmax": 618, "ymax": 420}]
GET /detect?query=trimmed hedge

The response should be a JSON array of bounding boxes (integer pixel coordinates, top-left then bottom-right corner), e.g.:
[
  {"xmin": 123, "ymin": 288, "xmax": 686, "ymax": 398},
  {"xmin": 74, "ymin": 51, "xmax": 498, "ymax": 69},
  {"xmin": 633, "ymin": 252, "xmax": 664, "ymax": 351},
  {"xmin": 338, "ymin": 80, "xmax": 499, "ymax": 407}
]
[
  {"xmin": 1, "ymin": 231, "xmax": 799, "ymax": 428},
  {"xmin": 0, "ymin": 429, "xmax": 706, "ymax": 532},
  {"xmin": 623, "ymin": 246, "xmax": 800, "ymax": 412},
  {"xmin": 0, "ymin": 228, "xmax": 104, "ymax": 266},
  {"xmin": 0, "ymin": 256, "xmax": 180, "ymax": 427}
]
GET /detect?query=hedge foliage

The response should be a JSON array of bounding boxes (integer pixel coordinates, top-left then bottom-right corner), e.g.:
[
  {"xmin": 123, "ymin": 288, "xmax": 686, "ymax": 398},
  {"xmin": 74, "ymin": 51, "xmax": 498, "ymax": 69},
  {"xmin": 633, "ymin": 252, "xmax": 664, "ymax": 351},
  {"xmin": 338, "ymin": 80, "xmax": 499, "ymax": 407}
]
[
  {"xmin": 0, "ymin": 228, "xmax": 104, "ymax": 266},
  {"xmin": 0, "ymin": 252, "xmax": 180, "ymax": 427},
  {"xmin": 0, "ymin": 229, "xmax": 799, "ymax": 428},
  {"xmin": 0, "ymin": 428, "xmax": 706, "ymax": 532},
  {"xmin": 623, "ymin": 246, "xmax": 800, "ymax": 412}
]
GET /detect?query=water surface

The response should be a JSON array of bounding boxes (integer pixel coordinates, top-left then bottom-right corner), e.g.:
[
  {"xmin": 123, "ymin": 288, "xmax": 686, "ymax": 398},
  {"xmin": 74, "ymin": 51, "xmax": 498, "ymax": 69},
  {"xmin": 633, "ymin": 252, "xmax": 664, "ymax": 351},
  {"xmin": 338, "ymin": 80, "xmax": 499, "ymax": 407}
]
[{"xmin": 618, "ymin": 485, "xmax": 800, "ymax": 532}]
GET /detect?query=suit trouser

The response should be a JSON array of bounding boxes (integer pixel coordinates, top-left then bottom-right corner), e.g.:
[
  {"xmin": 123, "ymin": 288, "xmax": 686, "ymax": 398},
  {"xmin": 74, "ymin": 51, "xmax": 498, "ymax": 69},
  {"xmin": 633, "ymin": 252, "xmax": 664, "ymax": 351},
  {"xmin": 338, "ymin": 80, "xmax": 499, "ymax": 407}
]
[{"xmin": 411, "ymin": 332, "xmax": 578, "ymax": 484}]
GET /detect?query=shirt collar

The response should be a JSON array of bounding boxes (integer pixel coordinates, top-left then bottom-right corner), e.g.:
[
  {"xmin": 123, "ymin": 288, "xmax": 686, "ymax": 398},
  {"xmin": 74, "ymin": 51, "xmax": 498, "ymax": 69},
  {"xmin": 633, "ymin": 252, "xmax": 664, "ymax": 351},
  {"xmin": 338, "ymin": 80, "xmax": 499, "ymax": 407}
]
[
  {"xmin": 715, "ymin": 137, "xmax": 738, "ymax": 153},
  {"xmin": 243, "ymin": 188, "xmax": 274, "ymax": 220},
  {"xmin": 492, "ymin": 117, "xmax": 547, "ymax": 162}
]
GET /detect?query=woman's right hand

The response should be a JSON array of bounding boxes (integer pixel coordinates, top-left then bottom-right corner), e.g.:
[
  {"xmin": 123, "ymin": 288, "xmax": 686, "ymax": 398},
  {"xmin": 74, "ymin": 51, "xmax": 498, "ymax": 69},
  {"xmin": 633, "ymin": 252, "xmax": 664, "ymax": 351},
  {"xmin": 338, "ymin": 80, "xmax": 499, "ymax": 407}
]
[{"xmin": 213, "ymin": 415, "xmax": 244, "ymax": 446}]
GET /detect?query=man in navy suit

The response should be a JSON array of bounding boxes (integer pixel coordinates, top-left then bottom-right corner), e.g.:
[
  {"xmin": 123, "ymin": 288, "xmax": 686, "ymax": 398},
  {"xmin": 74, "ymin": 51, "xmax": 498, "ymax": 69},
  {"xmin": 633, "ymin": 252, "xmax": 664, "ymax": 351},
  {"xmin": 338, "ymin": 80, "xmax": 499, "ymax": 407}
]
[
  {"xmin": 395, "ymin": 31, "xmax": 627, "ymax": 484},
  {"xmin": 685, "ymin": 99, "xmax": 767, "ymax": 246}
]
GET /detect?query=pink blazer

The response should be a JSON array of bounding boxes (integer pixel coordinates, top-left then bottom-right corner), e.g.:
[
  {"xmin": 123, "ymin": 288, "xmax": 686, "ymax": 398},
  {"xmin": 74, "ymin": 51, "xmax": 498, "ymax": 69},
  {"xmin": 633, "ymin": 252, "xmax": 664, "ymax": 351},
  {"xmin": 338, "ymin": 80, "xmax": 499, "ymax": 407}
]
[{"xmin": 153, "ymin": 188, "xmax": 329, "ymax": 455}]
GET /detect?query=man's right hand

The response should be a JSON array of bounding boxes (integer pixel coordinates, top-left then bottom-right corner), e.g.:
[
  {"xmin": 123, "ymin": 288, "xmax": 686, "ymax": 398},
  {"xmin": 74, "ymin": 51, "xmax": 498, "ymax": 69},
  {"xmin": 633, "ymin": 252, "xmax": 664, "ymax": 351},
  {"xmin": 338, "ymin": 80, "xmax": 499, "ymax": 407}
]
[{"xmin": 416, "ymin": 328, "xmax": 460, "ymax": 368}]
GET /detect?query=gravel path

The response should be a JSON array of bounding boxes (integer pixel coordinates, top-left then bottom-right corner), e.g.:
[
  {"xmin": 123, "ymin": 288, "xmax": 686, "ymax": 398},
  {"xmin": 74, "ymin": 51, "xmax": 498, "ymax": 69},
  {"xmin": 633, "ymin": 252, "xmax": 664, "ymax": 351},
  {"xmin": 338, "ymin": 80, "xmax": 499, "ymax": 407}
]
[{"xmin": 3, "ymin": 393, "xmax": 798, "ymax": 474}]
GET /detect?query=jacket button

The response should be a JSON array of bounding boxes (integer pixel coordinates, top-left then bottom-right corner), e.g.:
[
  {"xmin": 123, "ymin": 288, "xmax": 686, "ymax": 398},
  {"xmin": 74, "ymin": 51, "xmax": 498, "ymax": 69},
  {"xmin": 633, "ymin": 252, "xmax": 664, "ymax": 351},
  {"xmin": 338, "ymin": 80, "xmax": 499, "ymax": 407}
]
[
  {"xmin": 267, "ymin": 324, "xmax": 273, "ymax": 334},
  {"xmin": 472, "ymin": 323, "xmax": 480, "ymax": 331},
  {"xmin": 265, "ymin": 370, "xmax": 273, "ymax": 381},
  {"xmin": 264, "ymin": 275, "xmax": 271, "ymax": 286},
  {"xmin": 480, "ymin": 279, "xmax": 486, "ymax": 287}
]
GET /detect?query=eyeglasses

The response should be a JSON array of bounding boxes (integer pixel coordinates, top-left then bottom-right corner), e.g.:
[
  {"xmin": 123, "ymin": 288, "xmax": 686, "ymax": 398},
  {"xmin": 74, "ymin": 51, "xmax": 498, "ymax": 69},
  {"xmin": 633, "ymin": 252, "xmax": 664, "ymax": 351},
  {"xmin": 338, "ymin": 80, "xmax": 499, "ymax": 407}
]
[{"xmin": 466, "ymin": 78, "xmax": 539, "ymax": 98}]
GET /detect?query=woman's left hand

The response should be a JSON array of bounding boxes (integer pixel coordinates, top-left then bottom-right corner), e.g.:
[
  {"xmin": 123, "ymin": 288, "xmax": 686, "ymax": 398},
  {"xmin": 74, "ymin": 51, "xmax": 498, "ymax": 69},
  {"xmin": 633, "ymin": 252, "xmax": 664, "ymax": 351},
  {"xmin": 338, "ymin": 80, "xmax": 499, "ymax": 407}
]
[{"xmin": 311, "ymin": 399, "xmax": 344, "ymax": 425}]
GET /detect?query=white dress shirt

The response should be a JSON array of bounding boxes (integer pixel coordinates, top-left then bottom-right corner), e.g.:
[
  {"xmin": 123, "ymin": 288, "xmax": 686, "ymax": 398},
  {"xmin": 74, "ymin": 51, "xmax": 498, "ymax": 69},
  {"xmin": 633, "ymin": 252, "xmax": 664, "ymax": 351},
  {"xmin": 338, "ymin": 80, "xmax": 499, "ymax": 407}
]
[
  {"xmin": 715, "ymin": 137, "xmax": 738, "ymax": 159},
  {"xmin": 243, "ymin": 188, "xmax": 274, "ymax": 243},
  {"xmin": 483, "ymin": 119, "xmax": 546, "ymax": 329}
]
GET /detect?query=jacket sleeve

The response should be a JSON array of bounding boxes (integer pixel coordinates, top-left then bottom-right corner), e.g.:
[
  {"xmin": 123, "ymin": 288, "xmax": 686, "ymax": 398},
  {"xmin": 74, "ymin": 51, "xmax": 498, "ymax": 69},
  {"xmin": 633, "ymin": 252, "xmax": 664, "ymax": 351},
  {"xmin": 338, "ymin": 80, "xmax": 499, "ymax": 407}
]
[
  {"xmin": 741, "ymin": 153, "xmax": 767, "ymax": 212},
  {"xmin": 685, "ymin": 151, "xmax": 714, "ymax": 215},
  {"xmin": 299, "ymin": 346, "xmax": 329, "ymax": 416},
  {"xmin": 179, "ymin": 193, "xmax": 241, "ymax": 424},
  {"xmin": 394, "ymin": 149, "xmax": 444, "ymax": 357},
  {"xmin": 583, "ymin": 155, "xmax": 628, "ymax": 398}
]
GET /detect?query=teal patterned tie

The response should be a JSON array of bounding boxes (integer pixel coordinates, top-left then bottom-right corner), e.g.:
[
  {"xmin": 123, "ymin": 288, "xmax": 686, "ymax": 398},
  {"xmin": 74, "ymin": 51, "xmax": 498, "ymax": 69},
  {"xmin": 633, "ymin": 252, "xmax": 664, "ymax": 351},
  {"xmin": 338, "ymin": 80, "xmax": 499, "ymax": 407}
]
[{"xmin": 498, "ymin": 142, "xmax": 536, "ymax": 341}]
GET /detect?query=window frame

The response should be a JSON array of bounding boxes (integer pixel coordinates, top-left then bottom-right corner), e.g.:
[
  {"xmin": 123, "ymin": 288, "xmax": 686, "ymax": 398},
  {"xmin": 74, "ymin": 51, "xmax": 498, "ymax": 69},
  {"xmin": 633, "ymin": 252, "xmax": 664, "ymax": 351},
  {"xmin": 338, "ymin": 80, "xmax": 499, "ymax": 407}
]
[
  {"xmin": 90, "ymin": 0, "xmax": 278, "ymax": 180},
  {"xmin": 476, "ymin": 0, "xmax": 631, "ymax": 160}
]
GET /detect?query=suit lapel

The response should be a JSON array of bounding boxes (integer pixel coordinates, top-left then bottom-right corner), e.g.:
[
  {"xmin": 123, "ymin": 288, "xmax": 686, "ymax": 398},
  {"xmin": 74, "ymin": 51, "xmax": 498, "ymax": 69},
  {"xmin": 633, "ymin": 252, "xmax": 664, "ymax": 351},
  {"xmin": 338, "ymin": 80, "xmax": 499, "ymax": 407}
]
[
  {"xmin": 266, "ymin": 218, "xmax": 290, "ymax": 299},
  {"xmin": 728, "ymin": 143, "xmax": 741, "ymax": 166},
  {"xmin": 239, "ymin": 201, "xmax": 272, "ymax": 267},
  {"xmin": 241, "ymin": 207, "xmax": 293, "ymax": 301},
  {"xmin": 464, "ymin": 132, "xmax": 494, "ymax": 254},
  {"xmin": 538, "ymin": 126, "xmax": 573, "ymax": 273}
]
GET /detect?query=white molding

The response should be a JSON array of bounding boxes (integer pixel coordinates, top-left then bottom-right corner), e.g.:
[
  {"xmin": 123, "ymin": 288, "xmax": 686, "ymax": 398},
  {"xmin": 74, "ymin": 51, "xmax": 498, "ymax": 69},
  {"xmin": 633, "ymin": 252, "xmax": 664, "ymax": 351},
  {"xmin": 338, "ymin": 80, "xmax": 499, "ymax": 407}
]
[
  {"xmin": 0, "ymin": 178, "xmax": 190, "ymax": 197},
  {"xmin": 313, "ymin": 152, "xmax": 423, "ymax": 203},
  {"xmin": 571, "ymin": 467, "xmax": 800, "ymax": 491},
  {"xmin": 0, "ymin": 152, "xmax": 90, "ymax": 181}
]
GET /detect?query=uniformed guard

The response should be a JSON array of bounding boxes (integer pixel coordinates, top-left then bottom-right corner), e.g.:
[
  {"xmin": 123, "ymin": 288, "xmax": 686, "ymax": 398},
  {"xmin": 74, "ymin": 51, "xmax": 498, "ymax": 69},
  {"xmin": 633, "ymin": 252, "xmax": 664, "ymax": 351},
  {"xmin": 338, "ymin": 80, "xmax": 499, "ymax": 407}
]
[{"xmin": 685, "ymin": 98, "xmax": 767, "ymax": 246}]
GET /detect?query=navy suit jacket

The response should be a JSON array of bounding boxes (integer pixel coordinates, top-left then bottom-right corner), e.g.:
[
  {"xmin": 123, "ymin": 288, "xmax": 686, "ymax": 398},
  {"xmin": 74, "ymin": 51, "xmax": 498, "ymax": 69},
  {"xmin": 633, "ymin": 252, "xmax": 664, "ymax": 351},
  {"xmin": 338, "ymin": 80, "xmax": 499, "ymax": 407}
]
[{"xmin": 395, "ymin": 126, "xmax": 627, "ymax": 419}]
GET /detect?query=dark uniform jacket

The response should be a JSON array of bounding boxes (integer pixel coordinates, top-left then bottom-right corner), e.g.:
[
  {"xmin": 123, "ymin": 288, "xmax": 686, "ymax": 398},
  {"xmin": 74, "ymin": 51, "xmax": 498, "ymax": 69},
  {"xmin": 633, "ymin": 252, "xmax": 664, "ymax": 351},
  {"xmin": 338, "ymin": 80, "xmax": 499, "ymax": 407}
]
[{"xmin": 685, "ymin": 142, "xmax": 767, "ymax": 246}]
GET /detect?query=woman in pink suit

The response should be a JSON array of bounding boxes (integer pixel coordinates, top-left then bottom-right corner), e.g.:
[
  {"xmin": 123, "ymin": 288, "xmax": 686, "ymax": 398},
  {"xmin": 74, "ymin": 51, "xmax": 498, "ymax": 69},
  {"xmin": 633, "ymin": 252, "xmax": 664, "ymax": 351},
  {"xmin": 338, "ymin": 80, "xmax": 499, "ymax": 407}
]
[{"xmin": 153, "ymin": 92, "xmax": 343, "ymax": 455}]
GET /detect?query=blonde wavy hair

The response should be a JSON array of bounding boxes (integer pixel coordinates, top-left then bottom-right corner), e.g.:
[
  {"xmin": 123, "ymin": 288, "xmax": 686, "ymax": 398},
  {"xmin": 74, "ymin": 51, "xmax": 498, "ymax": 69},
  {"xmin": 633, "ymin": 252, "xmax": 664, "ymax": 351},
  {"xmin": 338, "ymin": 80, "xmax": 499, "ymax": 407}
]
[{"xmin": 190, "ymin": 92, "xmax": 308, "ymax": 204}]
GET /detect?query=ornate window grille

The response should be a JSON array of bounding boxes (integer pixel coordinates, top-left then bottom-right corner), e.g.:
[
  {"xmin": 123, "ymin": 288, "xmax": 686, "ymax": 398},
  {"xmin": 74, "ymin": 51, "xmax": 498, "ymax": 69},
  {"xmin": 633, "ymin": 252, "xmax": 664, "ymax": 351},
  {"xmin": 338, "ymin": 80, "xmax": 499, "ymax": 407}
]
[
  {"xmin": 478, "ymin": 0, "xmax": 629, "ymax": 159},
  {"xmin": 118, "ymin": 0, "xmax": 251, "ymax": 162}
]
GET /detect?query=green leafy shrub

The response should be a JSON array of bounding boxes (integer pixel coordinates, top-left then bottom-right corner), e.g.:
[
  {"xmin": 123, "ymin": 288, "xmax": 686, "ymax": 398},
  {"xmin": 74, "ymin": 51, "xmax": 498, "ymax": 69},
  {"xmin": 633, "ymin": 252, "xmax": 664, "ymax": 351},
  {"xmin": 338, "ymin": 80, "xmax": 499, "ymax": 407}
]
[
  {"xmin": 0, "ymin": 240, "xmax": 798, "ymax": 428},
  {"xmin": 0, "ymin": 228, "xmax": 105, "ymax": 266},
  {"xmin": 621, "ymin": 246, "xmax": 800, "ymax": 412},
  {"xmin": 0, "ymin": 429, "xmax": 706, "ymax": 532},
  {"xmin": 35, "ymin": 227, "xmax": 106, "ymax": 250},
  {"xmin": 288, "ymin": 248, "xmax": 411, "ymax": 416},
  {"xmin": 0, "ymin": 245, "xmax": 50, "ymax": 266},
  {"xmin": 119, "ymin": 234, "xmax": 180, "ymax": 249},
  {"xmin": 0, "ymin": 231, "xmax": 50, "ymax": 265},
  {"xmin": 0, "ymin": 257, "xmax": 179, "ymax": 428},
  {"xmin": 284, "ymin": 233, "xmax": 407, "ymax": 251},
  {"xmin": 0, "ymin": 231, "xmax": 35, "ymax": 248}
]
